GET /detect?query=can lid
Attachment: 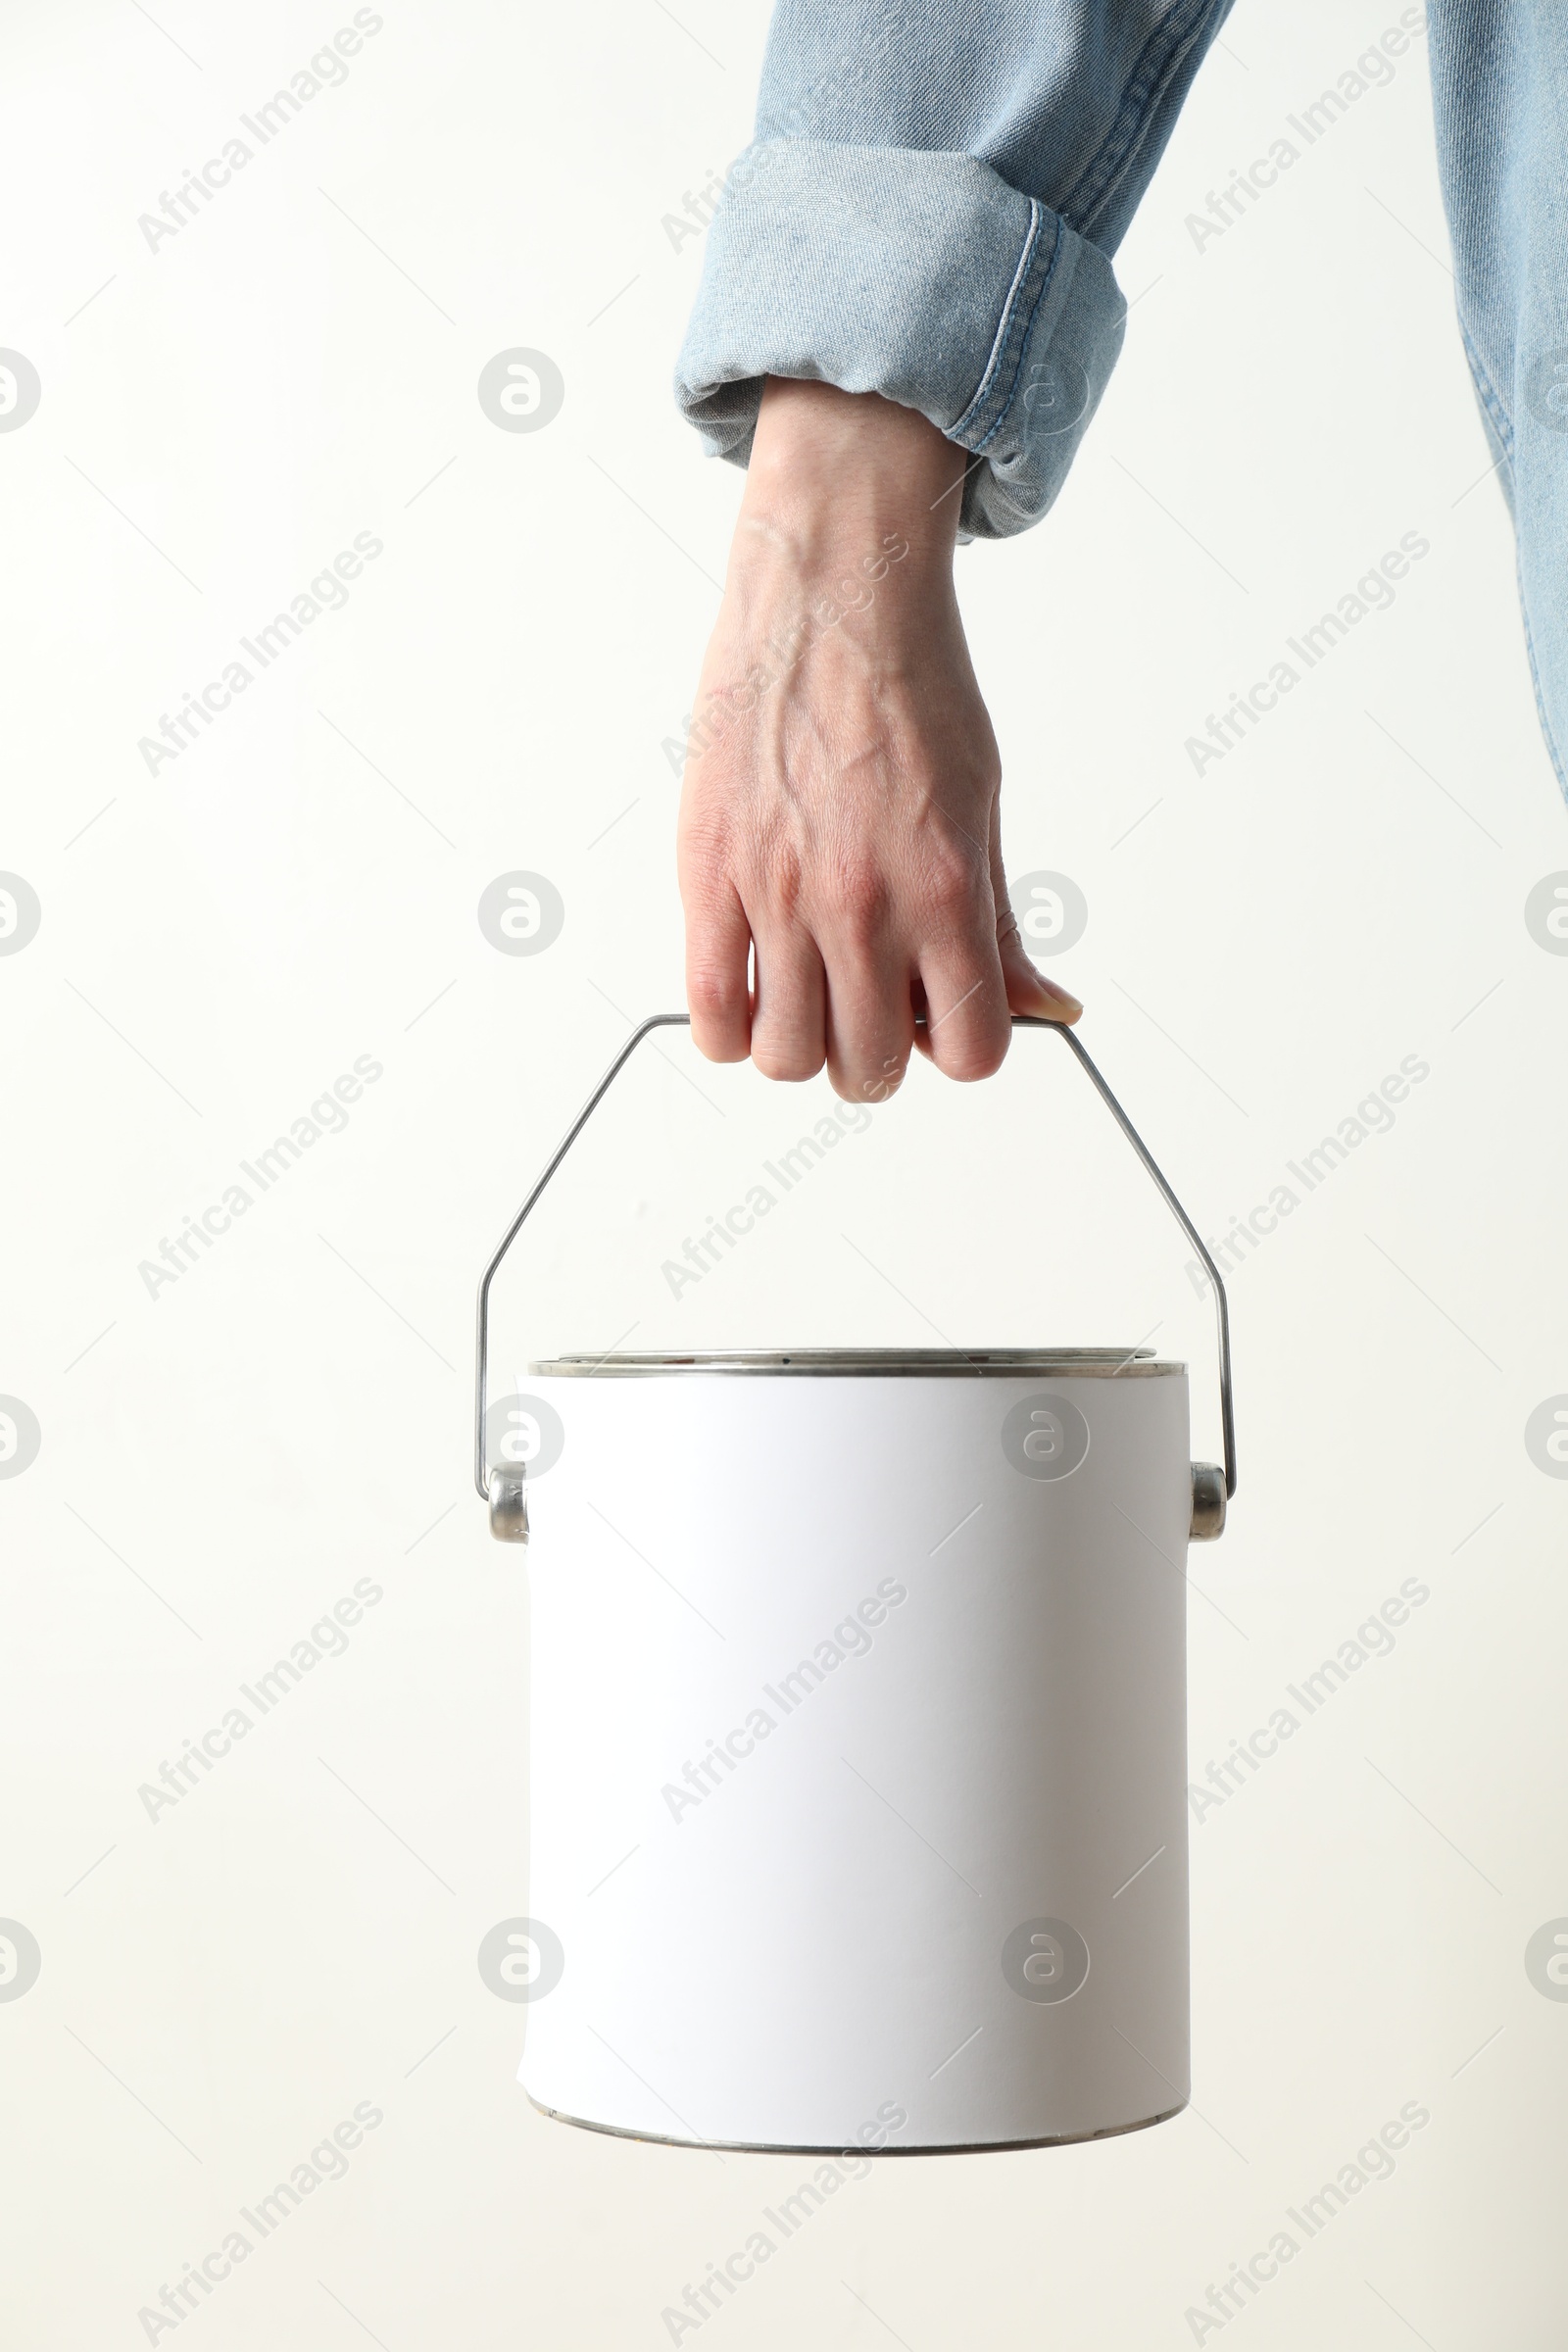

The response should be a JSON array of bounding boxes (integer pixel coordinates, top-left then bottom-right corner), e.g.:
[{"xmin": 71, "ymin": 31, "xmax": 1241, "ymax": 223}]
[{"xmin": 527, "ymin": 1348, "xmax": 1183, "ymax": 1378}]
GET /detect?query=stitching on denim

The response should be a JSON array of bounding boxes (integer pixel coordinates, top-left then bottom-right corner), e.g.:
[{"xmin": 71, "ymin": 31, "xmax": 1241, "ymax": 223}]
[
  {"xmin": 1062, "ymin": 0, "xmax": 1235, "ymax": 241},
  {"xmin": 951, "ymin": 198, "xmax": 1045, "ymax": 443},
  {"xmin": 1065, "ymin": 0, "xmax": 1230, "ymax": 233},
  {"xmin": 969, "ymin": 213, "xmax": 1066, "ymax": 456}
]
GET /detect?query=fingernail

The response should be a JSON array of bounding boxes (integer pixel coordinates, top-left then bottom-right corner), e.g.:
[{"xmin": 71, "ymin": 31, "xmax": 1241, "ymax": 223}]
[{"xmin": 1039, "ymin": 979, "xmax": 1083, "ymax": 1018}]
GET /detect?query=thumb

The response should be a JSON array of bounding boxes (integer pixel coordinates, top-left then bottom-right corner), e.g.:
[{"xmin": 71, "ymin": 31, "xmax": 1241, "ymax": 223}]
[{"xmin": 991, "ymin": 836, "xmax": 1083, "ymax": 1024}]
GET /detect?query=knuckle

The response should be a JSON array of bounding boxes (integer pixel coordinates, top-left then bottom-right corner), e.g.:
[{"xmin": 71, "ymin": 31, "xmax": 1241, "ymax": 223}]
[
  {"xmin": 677, "ymin": 819, "xmax": 737, "ymax": 891},
  {"xmin": 940, "ymin": 1037, "xmax": 1008, "ymax": 1083},
  {"xmin": 921, "ymin": 848, "xmax": 986, "ymax": 925},
  {"xmin": 827, "ymin": 859, "xmax": 892, "ymax": 939},
  {"xmin": 687, "ymin": 962, "xmax": 747, "ymax": 1027},
  {"xmin": 932, "ymin": 1000, "xmax": 1009, "ymax": 1082},
  {"xmin": 761, "ymin": 848, "xmax": 807, "ymax": 925}
]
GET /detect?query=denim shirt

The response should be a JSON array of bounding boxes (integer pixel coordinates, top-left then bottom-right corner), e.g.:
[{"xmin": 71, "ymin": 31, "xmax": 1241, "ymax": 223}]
[
  {"xmin": 674, "ymin": 1, "xmax": 1568, "ymax": 788},
  {"xmin": 676, "ymin": 0, "xmax": 1237, "ymax": 540}
]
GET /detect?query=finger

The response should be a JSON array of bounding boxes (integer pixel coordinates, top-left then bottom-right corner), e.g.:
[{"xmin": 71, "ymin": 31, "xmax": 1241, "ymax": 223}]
[
  {"xmin": 749, "ymin": 920, "xmax": 827, "ymax": 1081},
  {"xmin": 916, "ymin": 939, "xmax": 1012, "ymax": 1081},
  {"xmin": 991, "ymin": 828, "xmax": 1083, "ymax": 1025},
  {"xmin": 820, "ymin": 946, "xmax": 918, "ymax": 1105},
  {"xmin": 683, "ymin": 878, "xmax": 753, "ymax": 1062},
  {"xmin": 998, "ymin": 915, "xmax": 1083, "ymax": 1022},
  {"xmin": 909, "ymin": 971, "xmax": 935, "ymax": 1062}
]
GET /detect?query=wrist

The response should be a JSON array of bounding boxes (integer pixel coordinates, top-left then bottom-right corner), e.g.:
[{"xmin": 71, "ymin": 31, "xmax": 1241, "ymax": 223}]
[{"xmin": 739, "ymin": 377, "xmax": 966, "ymax": 568}]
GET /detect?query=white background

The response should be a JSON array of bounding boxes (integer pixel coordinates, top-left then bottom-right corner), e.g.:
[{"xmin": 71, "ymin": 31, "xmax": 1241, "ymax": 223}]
[{"xmin": 2, "ymin": 0, "xmax": 1565, "ymax": 2344}]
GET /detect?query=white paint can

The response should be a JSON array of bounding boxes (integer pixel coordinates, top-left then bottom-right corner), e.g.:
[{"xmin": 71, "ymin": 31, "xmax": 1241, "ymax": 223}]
[{"xmin": 476, "ymin": 1018, "xmax": 1235, "ymax": 2155}]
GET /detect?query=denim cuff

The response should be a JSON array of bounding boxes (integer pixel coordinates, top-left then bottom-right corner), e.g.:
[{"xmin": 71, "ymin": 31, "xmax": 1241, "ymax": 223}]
[{"xmin": 674, "ymin": 139, "xmax": 1127, "ymax": 541}]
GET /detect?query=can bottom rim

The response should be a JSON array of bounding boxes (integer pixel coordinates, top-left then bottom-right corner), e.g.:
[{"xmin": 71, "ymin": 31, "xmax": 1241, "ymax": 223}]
[
  {"xmin": 527, "ymin": 1348, "xmax": 1181, "ymax": 1379},
  {"xmin": 523, "ymin": 2092, "xmax": 1187, "ymax": 2155}
]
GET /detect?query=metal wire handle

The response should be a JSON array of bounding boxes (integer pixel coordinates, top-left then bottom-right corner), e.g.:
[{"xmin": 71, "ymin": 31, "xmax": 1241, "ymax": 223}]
[{"xmin": 473, "ymin": 1013, "xmax": 1236, "ymax": 1504}]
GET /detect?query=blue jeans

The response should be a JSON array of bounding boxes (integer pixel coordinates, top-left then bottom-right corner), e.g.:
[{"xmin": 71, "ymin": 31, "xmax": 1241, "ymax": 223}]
[{"xmin": 675, "ymin": 0, "xmax": 1568, "ymax": 793}]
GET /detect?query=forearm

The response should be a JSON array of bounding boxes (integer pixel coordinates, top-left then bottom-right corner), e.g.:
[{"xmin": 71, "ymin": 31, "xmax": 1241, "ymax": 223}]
[{"xmin": 690, "ymin": 381, "xmax": 966, "ymax": 762}]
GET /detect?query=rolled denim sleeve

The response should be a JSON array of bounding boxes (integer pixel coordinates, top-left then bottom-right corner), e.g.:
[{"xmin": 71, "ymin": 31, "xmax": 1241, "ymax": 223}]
[{"xmin": 675, "ymin": 0, "xmax": 1234, "ymax": 538}]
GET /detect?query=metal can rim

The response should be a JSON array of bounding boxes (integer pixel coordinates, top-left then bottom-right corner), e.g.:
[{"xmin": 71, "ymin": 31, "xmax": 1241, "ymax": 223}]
[{"xmin": 526, "ymin": 1348, "xmax": 1185, "ymax": 1379}]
